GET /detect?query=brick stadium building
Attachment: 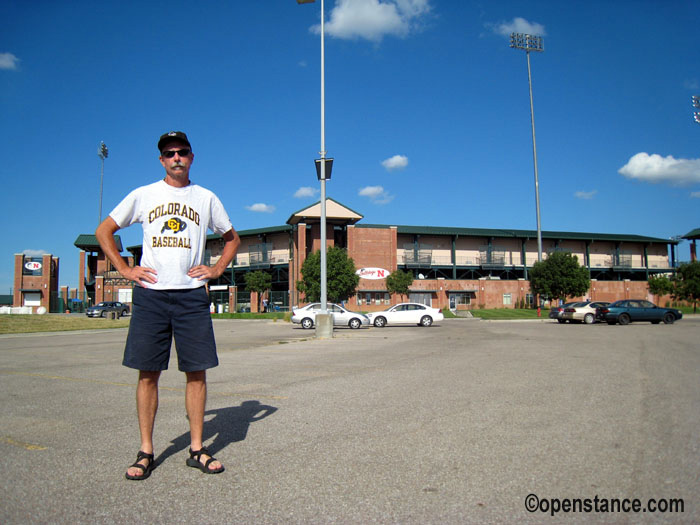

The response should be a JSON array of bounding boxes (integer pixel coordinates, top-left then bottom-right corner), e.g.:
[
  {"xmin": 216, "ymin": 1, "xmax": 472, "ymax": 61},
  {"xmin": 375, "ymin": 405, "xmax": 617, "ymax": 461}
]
[
  {"xmin": 12, "ymin": 253, "xmax": 59, "ymax": 312},
  {"xmin": 72, "ymin": 199, "xmax": 688, "ymax": 314}
]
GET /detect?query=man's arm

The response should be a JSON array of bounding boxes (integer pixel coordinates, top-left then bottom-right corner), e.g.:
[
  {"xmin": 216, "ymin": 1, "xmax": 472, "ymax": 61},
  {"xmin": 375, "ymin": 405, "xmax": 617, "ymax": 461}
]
[
  {"xmin": 187, "ymin": 228, "xmax": 241, "ymax": 281},
  {"xmin": 95, "ymin": 216, "xmax": 157, "ymax": 286}
]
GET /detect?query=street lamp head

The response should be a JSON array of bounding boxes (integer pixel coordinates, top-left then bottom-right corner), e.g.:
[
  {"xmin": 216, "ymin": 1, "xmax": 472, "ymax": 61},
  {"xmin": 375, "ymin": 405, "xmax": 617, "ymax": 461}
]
[
  {"xmin": 315, "ymin": 158, "xmax": 333, "ymax": 180},
  {"xmin": 510, "ymin": 33, "xmax": 544, "ymax": 52}
]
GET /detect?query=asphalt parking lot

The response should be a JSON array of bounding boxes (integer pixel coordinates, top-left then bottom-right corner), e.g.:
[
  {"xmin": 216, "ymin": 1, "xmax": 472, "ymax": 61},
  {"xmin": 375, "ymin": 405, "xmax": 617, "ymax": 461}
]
[{"xmin": 1, "ymin": 316, "xmax": 698, "ymax": 524}]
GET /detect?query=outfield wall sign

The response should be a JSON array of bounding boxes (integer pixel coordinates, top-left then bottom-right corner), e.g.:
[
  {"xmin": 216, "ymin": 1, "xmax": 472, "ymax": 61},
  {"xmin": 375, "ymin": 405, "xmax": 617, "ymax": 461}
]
[{"xmin": 356, "ymin": 267, "xmax": 390, "ymax": 280}]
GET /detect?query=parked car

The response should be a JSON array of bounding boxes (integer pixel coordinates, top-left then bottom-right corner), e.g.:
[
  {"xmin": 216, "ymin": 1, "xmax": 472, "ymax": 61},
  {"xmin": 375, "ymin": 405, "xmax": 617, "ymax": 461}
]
[
  {"xmin": 366, "ymin": 303, "xmax": 444, "ymax": 327},
  {"xmin": 561, "ymin": 301, "xmax": 611, "ymax": 324},
  {"xmin": 548, "ymin": 302, "xmax": 579, "ymax": 323},
  {"xmin": 291, "ymin": 303, "xmax": 369, "ymax": 329},
  {"xmin": 595, "ymin": 300, "xmax": 683, "ymax": 325},
  {"xmin": 86, "ymin": 301, "xmax": 130, "ymax": 318}
]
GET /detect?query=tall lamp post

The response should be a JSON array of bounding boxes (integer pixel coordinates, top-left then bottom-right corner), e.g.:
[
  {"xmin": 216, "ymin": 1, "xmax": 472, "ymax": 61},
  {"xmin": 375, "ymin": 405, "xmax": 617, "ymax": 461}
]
[
  {"xmin": 298, "ymin": 0, "xmax": 332, "ymax": 336},
  {"xmin": 97, "ymin": 141, "xmax": 109, "ymax": 225},
  {"xmin": 510, "ymin": 32, "xmax": 544, "ymax": 262}
]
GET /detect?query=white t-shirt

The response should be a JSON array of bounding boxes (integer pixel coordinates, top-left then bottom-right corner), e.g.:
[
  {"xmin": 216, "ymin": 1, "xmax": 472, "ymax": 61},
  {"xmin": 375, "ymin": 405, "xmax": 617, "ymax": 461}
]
[{"xmin": 109, "ymin": 180, "xmax": 233, "ymax": 290}]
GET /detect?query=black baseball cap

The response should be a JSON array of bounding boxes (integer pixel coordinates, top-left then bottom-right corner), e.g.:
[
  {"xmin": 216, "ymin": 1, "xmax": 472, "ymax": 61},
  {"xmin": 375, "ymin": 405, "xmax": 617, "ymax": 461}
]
[{"xmin": 158, "ymin": 131, "xmax": 192, "ymax": 152}]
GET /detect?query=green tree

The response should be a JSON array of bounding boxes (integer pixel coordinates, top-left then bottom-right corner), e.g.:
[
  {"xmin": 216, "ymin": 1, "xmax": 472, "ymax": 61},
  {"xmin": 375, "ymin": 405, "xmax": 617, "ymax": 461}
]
[
  {"xmin": 647, "ymin": 274, "xmax": 674, "ymax": 298},
  {"xmin": 674, "ymin": 261, "xmax": 700, "ymax": 313},
  {"xmin": 244, "ymin": 270, "xmax": 272, "ymax": 312},
  {"xmin": 297, "ymin": 246, "xmax": 360, "ymax": 303},
  {"xmin": 386, "ymin": 269, "xmax": 414, "ymax": 299},
  {"xmin": 529, "ymin": 251, "xmax": 590, "ymax": 303}
]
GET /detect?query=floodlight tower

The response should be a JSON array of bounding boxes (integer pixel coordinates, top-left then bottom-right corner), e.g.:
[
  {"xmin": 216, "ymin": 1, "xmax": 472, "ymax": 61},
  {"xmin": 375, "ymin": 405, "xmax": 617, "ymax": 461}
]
[
  {"xmin": 510, "ymin": 32, "xmax": 544, "ymax": 262},
  {"xmin": 97, "ymin": 141, "xmax": 109, "ymax": 225},
  {"xmin": 693, "ymin": 95, "xmax": 700, "ymax": 125}
]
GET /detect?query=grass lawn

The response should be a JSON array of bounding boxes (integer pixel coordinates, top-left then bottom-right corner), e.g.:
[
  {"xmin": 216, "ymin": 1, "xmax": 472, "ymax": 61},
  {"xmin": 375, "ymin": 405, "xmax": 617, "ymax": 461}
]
[
  {"xmin": 469, "ymin": 308, "xmax": 548, "ymax": 320},
  {"xmin": 0, "ymin": 314, "xmax": 130, "ymax": 334}
]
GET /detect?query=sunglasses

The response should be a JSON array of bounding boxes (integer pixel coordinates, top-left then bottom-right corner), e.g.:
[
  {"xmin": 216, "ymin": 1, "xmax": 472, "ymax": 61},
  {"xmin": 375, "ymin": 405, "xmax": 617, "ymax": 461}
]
[{"xmin": 161, "ymin": 148, "xmax": 191, "ymax": 158}]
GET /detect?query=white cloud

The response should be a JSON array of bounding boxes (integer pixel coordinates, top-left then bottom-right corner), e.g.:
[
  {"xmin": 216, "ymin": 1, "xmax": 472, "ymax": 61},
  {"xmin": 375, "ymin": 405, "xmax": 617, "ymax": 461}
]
[
  {"xmin": 381, "ymin": 154, "xmax": 409, "ymax": 171},
  {"xmin": 0, "ymin": 52, "xmax": 20, "ymax": 70},
  {"xmin": 691, "ymin": 192, "xmax": 700, "ymax": 199},
  {"xmin": 492, "ymin": 17, "xmax": 546, "ymax": 37},
  {"xmin": 294, "ymin": 186, "xmax": 319, "ymax": 198},
  {"xmin": 22, "ymin": 249, "xmax": 46, "ymax": 257},
  {"xmin": 618, "ymin": 152, "xmax": 700, "ymax": 186},
  {"xmin": 574, "ymin": 190, "xmax": 597, "ymax": 200},
  {"xmin": 313, "ymin": 0, "xmax": 431, "ymax": 42},
  {"xmin": 359, "ymin": 185, "xmax": 394, "ymax": 204},
  {"xmin": 245, "ymin": 203, "xmax": 276, "ymax": 213}
]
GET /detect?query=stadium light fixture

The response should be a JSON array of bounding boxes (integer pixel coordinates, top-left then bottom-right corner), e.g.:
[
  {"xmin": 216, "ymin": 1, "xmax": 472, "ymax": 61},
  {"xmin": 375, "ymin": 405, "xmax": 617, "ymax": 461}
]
[{"xmin": 98, "ymin": 141, "xmax": 109, "ymax": 225}]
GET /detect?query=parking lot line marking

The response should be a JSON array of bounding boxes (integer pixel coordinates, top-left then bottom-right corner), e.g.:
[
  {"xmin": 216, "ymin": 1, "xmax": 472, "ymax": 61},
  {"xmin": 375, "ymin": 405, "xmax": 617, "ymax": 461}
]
[
  {"xmin": 0, "ymin": 371, "xmax": 288, "ymax": 400},
  {"xmin": 0, "ymin": 371, "xmax": 179, "ymax": 391},
  {"xmin": 2, "ymin": 436, "xmax": 47, "ymax": 451}
]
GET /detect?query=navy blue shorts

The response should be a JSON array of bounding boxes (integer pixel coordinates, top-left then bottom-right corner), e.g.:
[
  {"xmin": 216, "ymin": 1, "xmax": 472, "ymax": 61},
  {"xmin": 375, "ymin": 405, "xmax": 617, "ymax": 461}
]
[{"xmin": 123, "ymin": 286, "xmax": 218, "ymax": 372}]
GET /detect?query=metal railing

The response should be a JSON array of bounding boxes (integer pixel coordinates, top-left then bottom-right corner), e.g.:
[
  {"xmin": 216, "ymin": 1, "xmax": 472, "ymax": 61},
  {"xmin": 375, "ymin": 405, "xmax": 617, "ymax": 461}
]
[{"xmin": 234, "ymin": 251, "xmax": 290, "ymax": 268}]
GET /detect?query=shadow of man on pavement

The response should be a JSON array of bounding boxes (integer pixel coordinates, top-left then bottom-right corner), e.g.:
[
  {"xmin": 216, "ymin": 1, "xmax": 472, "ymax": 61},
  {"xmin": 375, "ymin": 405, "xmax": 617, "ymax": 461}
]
[{"xmin": 155, "ymin": 400, "xmax": 277, "ymax": 466}]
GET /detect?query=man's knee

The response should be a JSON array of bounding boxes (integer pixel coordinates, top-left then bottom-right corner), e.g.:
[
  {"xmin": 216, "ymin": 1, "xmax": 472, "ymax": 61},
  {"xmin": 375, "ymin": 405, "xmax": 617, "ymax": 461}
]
[
  {"xmin": 185, "ymin": 370, "xmax": 206, "ymax": 383},
  {"xmin": 138, "ymin": 370, "xmax": 161, "ymax": 385}
]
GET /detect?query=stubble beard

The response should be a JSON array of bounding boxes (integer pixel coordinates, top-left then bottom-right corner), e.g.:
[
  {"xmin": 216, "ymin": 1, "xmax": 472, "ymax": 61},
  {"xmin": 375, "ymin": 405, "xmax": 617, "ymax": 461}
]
[{"xmin": 167, "ymin": 164, "xmax": 190, "ymax": 184}]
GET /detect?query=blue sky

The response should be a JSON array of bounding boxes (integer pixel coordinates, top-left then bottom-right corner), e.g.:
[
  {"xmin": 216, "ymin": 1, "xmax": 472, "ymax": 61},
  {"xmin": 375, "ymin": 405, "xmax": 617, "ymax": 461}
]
[{"xmin": 1, "ymin": 0, "xmax": 698, "ymax": 294}]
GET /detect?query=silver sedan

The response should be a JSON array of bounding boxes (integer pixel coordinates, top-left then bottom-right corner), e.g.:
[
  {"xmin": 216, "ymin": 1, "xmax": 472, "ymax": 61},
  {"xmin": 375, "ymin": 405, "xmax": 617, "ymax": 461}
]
[{"xmin": 291, "ymin": 303, "xmax": 369, "ymax": 329}]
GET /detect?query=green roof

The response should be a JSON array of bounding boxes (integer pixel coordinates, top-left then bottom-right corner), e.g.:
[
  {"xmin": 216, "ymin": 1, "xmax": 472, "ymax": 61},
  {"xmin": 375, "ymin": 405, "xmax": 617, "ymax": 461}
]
[
  {"xmin": 682, "ymin": 228, "xmax": 700, "ymax": 239},
  {"xmin": 227, "ymin": 224, "xmax": 292, "ymax": 237},
  {"xmin": 74, "ymin": 234, "xmax": 123, "ymax": 252}
]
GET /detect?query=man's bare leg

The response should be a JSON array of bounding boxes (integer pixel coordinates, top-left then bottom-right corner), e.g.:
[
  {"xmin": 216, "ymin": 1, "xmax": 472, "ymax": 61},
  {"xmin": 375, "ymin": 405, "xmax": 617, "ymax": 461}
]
[
  {"xmin": 126, "ymin": 370, "xmax": 160, "ymax": 477},
  {"xmin": 185, "ymin": 370, "xmax": 222, "ymax": 471}
]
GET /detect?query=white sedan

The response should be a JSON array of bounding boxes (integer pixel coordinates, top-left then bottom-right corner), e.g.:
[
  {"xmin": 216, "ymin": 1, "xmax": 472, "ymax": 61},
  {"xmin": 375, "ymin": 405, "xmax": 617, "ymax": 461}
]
[
  {"xmin": 366, "ymin": 303, "xmax": 444, "ymax": 327},
  {"xmin": 291, "ymin": 303, "xmax": 369, "ymax": 329}
]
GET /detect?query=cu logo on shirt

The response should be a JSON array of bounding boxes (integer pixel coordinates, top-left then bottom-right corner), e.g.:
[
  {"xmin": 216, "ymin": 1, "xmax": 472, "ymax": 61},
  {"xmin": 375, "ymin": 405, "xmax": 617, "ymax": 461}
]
[{"xmin": 161, "ymin": 217, "xmax": 187, "ymax": 234}]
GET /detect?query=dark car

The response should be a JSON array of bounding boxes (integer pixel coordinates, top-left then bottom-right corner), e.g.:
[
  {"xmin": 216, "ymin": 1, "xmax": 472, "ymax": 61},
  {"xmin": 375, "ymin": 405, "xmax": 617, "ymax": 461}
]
[
  {"xmin": 86, "ymin": 301, "xmax": 130, "ymax": 318},
  {"xmin": 596, "ymin": 300, "xmax": 682, "ymax": 325},
  {"xmin": 548, "ymin": 302, "xmax": 579, "ymax": 323}
]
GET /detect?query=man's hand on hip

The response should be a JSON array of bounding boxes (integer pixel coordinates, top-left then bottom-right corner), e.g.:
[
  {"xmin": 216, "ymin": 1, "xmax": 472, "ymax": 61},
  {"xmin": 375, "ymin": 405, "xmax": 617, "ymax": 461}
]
[
  {"xmin": 121, "ymin": 266, "xmax": 158, "ymax": 286},
  {"xmin": 188, "ymin": 265, "xmax": 221, "ymax": 281}
]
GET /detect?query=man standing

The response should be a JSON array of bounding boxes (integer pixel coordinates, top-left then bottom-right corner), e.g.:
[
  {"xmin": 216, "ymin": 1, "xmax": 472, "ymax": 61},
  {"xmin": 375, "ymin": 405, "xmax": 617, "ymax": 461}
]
[{"xmin": 96, "ymin": 131, "xmax": 240, "ymax": 480}]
